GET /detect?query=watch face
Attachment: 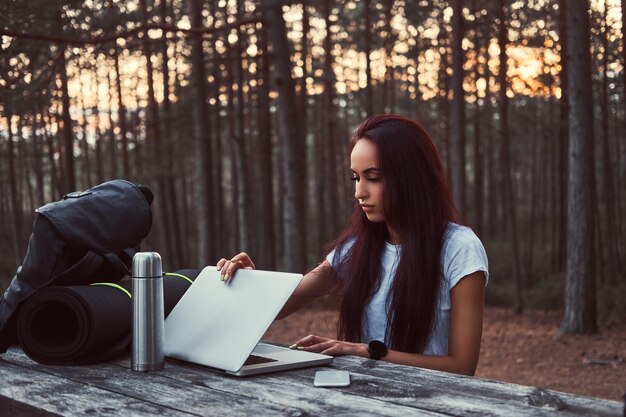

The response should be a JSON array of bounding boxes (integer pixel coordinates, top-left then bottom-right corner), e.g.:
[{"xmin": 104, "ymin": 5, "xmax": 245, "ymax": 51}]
[{"xmin": 368, "ymin": 340, "xmax": 388, "ymax": 359}]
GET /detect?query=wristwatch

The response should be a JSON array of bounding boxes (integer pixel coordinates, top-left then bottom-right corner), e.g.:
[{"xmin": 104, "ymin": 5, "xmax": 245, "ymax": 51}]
[{"xmin": 367, "ymin": 340, "xmax": 388, "ymax": 360}]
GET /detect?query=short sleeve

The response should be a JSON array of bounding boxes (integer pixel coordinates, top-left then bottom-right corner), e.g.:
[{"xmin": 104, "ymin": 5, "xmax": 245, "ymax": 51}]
[
  {"xmin": 325, "ymin": 249, "xmax": 336, "ymax": 266},
  {"xmin": 441, "ymin": 225, "xmax": 489, "ymax": 289},
  {"xmin": 326, "ymin": 238, "xmax": 356, "ymax": 268}
]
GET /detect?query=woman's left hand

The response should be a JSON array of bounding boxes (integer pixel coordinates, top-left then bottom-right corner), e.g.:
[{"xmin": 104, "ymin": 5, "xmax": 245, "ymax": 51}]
[{"xmin": 292, "ymin": 334, "xmax": 368, "ymax": 357}]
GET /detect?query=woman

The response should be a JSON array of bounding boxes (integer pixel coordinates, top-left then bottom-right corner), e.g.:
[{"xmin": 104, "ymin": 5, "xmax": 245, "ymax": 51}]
[{"xmin": 217, "ymin": 114, "xmax": 488, "ymax": 376}]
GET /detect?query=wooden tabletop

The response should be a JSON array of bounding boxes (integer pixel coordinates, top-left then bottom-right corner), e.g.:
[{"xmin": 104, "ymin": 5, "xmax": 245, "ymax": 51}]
[{"xmin": 0, "ymin": 346, "xmax": 621, "ymax": 417}]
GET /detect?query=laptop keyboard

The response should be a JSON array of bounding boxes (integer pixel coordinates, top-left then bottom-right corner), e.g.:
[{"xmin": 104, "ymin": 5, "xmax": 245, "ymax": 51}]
[{"xmin": 243, "ymin": 354, "xmax": 278, "ymax": 366}]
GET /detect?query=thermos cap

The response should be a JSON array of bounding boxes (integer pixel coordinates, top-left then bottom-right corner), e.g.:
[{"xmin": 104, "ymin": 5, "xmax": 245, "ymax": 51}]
[{"xmin": 132, "ymin": 252, "xmax": 163, "ymax": 278}]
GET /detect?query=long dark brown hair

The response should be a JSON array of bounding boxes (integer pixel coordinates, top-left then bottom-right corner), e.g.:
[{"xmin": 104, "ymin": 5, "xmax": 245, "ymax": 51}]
[{"xmin": 332, "ymin": 114, "xmax": 459, "ymax": 353}]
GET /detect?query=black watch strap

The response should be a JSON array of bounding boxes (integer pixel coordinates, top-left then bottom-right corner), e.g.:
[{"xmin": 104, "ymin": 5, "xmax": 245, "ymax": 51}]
[{"xmin": 367, "ymin": 340, "xmax": 388, "ymax": 360}]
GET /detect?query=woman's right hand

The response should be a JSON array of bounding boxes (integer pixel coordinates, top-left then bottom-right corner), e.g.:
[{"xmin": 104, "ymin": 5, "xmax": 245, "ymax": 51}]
[{"xmin": 216, "ymin": 252, "xmax": 256, "ymax": 282}]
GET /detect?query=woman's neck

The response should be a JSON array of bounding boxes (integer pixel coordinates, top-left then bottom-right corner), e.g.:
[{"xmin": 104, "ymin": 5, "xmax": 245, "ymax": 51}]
[{"xmin": 387, "ymin": 226, "xmax": 400, "ymax": 244}]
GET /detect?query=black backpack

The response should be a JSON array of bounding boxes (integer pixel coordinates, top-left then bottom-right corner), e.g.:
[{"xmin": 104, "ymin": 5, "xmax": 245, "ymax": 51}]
[{"xmin": 0, "ymin": 179, "xmax": 153, "ymax": 352}]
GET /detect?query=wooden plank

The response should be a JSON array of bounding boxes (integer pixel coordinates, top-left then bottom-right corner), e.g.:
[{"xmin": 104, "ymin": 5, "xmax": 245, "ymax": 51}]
[
  {"xmin": 269, "ymin": 365, "xmax": 551, "ymax": 417},
  {"xmin": 7, "ymin": 348, "xmax": 449, "ymax": 416},
  {"xmin": 332, "ymin": 356, "xmax": 622, "ymax": 417},
  {"xmin": 4, "ymin": 346, "xmax": 620, "ymax": 417},
  {"xmin": 110, "ymin": 355, "xmax": 447, "ymax": 416},
  {"xmin": 139, "ymin": 362, "xmax": 444, "ymax": 416},
  {"xmin": 2, "ymin": 349, "xmax": 298, "ymax": 416},
  {"xmin": 114, "ymin": 351, "xmax": 622, "ymax": 417},
  {"xmin": 0, "ymin": 357, "xmax": 191, "ymax": 416}
]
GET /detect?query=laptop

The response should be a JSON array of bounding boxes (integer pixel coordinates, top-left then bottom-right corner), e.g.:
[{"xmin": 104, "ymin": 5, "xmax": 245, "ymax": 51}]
[{"xmin": 164, "ymin": 266, "xmax": 333, "ymax": 376}]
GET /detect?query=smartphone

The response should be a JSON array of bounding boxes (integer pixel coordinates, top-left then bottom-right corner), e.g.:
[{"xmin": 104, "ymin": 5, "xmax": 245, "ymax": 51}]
[{"xmin": 313, "ymin": 370, "xmax": 351, "ymax": 387}]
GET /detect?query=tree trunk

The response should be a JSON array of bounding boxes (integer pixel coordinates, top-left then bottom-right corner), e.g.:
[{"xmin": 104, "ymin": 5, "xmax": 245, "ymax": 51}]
[
  {"xmin": 93, "ymin": 81, "xmax": 105, "ymax": 185},
  {"xmin": 599, "ymin": 0, "xmax": 620, "ymax": 281},
  {"xmin": 299, "ymin": 1, "xmax": 310, "ymax": 265},
  {"xmin": 6, "ymin": 112, "xmax": 24, "ymax": 264},
  {"xmin": 484, "ymin": 30, "xmax": 497, "ymax": 238},
  {"xmin": 263, "ymin": 0, "xmax": 305, "ymax": 272},
  {"xmin": 17, "ymin": 117, "xmax": 35, "ymax": 215},
  {"xmin": 619, "ymin": 0, "xmax": 626, "ymax": 249},
  {"xmin": 560, "ymin": 0, "xmax": 597, "ymax": 334},
  {"xmin": 323, "ymin": 0, "xmax": 339, "ymax": 247},
  {"xmin": 383, "ymin": 0, "xmax": 395, "ymax": 113},
  {"xmin": 59, "ymin": 47, "xmax": 75, "ymax": 194},
  {"xmin": 160, "ymin": 0, "xmax": 184, "ymax": 269},
  {"xmin": 450, "ymin": 0, "xmax": 466, "ymax": 214},
  {"xmin": 207, "ymin": 0, "xmax": 225, "ymax": 260},
  {"xmin": 78, "ymin": 71, "xmax": 92, "ymax": 188},
  {"xmin": 188, "ymin": 0, "xmax": 215, "ymax": 265},
  {"xmin": 300, "ymin": 1, "xmax": 309, "ymax": 141},
  {"xmin": 437, "ymin": 23, "xmax": 451, "ymax": 175},
  {"xmin": 140, "ymin": 0, "xmax": 173, "ymax": 267},
  {"xmin": 32, "ymin": 113, "xmax": 45, "ymax": 207},
  {"xmin": 554, "ymin": 0, "xmax": 569, "ymax": 273},
  {"xmin": 256, "ymin": 24, "xmax": 275, "ymax": 268},
  {"xmin": 0, "ymin": 141, "xmax": 7, "ymax": 223},
  {"xmin": 226, "ymin": 41, "xmax": 242, "ymax": 250},
  {"xmin": 110, "ymin": 0, "xmax": 130, "ymax": 180},
  {"xmin": 527, "ymin": 101, "xmax": 541, "ymax": 285},
  {"xmin": 43, "ymin": 110, "xmax": 60, "ymax": 200},
  {"xmin": 106, "ymin": 69, "xmax": 118, "ymax": 180},
  {"xmin": 472, "ymin": 26, "xmax": 483, "ymax": 236},
  {"xmin": 363, "ymin": 0, "xmax": 373, "ymax": 115},
  {"xmin": 497, "ymin": 0, "xmax": 523, "ymax": 313},
  {"xmin": 235, "ymin": 0, "xmax": 252, "ymax": 253}
]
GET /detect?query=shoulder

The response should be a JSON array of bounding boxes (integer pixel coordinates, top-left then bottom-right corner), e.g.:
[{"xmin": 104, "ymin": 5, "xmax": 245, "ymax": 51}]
[
  {"xmin": 326, "ymin": 236, "xmax": 356, "ymax": 267},
  {"xmin": 443, "ymin": 223, "xmax": 481, "ymax": 245},
  {"xmin": 441, "ymin": 223, "xmax": 489, "ymax": 288}
]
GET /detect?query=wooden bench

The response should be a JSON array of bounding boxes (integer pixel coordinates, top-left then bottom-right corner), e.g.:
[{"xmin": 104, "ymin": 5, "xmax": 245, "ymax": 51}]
[{"xmin": 0, "ymin": 346, "xmax": 621, "ymax": 416}]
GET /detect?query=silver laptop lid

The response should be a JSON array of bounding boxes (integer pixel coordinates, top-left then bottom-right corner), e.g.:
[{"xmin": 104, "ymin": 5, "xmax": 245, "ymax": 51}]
[{"xmin": 164, "ymin": 266, "xmax": 302, "ymax": 372}]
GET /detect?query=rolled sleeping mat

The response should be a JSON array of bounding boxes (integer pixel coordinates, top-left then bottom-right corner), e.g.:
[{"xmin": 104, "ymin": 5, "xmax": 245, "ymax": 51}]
[{"xmin": 16, "ymin": 269, "xmax": 200, "ymax": 365}]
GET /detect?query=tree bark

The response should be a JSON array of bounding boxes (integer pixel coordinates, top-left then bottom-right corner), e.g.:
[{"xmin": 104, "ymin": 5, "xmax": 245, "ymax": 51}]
[
  {"xmin": 472, "ymin": 21, "xmax": 484, "ymax": 236},
  {"xmin": 483, "ymin": 25, "xmax": 497, "ymax": 238},
  {"xmin": 188, "ymin": 0, "xmax": 215, "ymax": 265},
  {"xmin": 599, "ymin": 0, "xmax": 620, "ymax": 281},
  {"xmin": 322, "ymin": 0, "xmax": 339, "ymax": 247},
  {"xmin": 256, "ymin": 23, "xmax": 276, "ymax": 268},
  {"xmin": 497, "ymin": 0, "xmax": 523, "ymax": 313},
  {"xmin": 555, "ymin": 0, "xmax": 569, "ymax": 273},
  {"xmin": 93, "ymin": 80, "xmax": 105, "ymax": 185},
  {"xmin": 363, "ymin": 0, "xmax": 373, "ymax": 115},
  {"xmin": 43, "ymin": 110, "xmax": 60, "ymax": 200},
  {"xmin": 262, "ymin": 0, "xmax": 305, "ymax": 272},
  {"xmin": 382, "ymin": 0, "xmax": 395, "ymax": 113},
  {"xmin": 560, "ymin": 0, "xmax": 597, "ymax": 334},
  {"xmin": 226, "ymin": 41, "xmax": 241, "ymax": 250},
  {"xmin": 6, "ymin": 112, "xmax": 24, "ymax": 264},
  {"xmin": 140, "ymin": 0, "xmax": 173, "ymax": 267},
  {"xmin": 450, "ymin": 0, "xmax": 466, "ymax": 214},
  {"xmin": 59, "ymin": 47, "xmax": 76, "ymax": 194},
  {"xmin": 77, "ymin": 72, "xmax": 90, "ymax": 189},
  {"xmin": 109, "ymin": 0, "xmax": 130, "ymax": 180},
  {"xmin": 619, "ymin": 0, "xmax": 626, "ymax": 247},
  {"xmin": 32, "ymin": 113, "xmax": 45, "ymax": 207},
  {"xmin": 234, "ymin": 0, "xmax": 252, "ymax": 253},
  {"xmin": 106, "ymin": 69, "xmax": 118, "ymax": 180},
  {"xmin": 17, "ymin": 117, "xmax": 34, "ymax": 214},
  {"xmin": 160, "ymin": 0, "xmax": 184, "ymax": 269}
]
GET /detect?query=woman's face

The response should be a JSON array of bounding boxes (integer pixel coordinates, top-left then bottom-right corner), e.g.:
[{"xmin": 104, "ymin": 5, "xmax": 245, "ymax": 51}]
[{"xmin": 350, "ymin": 138, "xmax": 385, "ymax": 222}]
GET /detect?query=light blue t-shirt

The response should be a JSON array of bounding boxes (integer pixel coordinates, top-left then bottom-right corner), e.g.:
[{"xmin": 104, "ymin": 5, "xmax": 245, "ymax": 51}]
[{"xmin": 326, "ymin": 223, "xmax": 489, "ymax": 355}]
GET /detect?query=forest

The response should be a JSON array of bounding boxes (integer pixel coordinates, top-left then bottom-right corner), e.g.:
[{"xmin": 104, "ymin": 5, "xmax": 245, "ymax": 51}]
[{"xmin": 1, "ymin": 0, "xmax": 624, "ymax": 333}]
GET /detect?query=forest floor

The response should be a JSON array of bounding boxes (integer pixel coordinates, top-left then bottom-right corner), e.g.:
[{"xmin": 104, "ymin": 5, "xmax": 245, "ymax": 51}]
[{"xmin": 264, "ymin": 306, "xmax": 626, "ymax": 402}]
